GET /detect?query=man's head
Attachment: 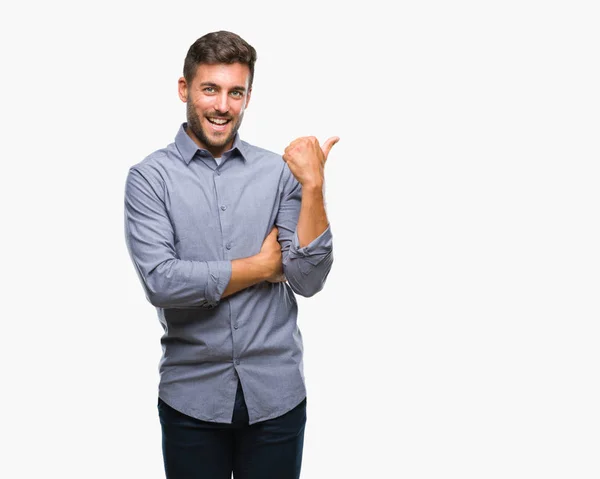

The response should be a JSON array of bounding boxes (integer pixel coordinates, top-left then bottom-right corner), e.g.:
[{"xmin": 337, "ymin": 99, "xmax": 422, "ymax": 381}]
[{"xmin": 178, "ymin": 31, "xmax": 257, "ymax": 158}]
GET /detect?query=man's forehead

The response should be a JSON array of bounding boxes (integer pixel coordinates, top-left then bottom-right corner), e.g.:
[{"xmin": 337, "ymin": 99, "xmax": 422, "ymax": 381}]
[{"xmin": 192, "ymin": 63, "xmax": 250, "ymax": 87}]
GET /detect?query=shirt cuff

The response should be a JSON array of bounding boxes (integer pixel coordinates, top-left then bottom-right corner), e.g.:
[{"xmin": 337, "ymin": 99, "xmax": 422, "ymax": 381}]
[
  {"xmin": 205, "ymin": 260, "xmax": 232, "ymax": 306},
  {"xmin": 289, "ymin": 225, "xmax": 333, "ymax": 264}
]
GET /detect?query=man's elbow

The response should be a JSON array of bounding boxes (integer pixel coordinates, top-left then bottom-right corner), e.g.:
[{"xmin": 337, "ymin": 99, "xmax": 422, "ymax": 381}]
[
  {"xmin": 145, "ymin": 283, "xmax": 173, "ymax": 308},
  {"xmin": 143, "ymin": 268, "xmax": 182, "ymax": 308},
  {"xmin": 293, "ymin": 283, "xmax": 323, "ymax": 298},
  {"xmin": 286, "ymin": 272, "xmax": 330, "ymax": 298},
  {"xmin": 283, "ymin": 254, "xmax": 333, "ymax": 298}
]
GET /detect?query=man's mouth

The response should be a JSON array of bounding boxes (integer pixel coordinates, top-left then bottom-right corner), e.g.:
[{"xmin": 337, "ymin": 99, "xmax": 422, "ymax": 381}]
[{"xmin": 207, "ymin": 117, "xmax": 231, "ymax": 126}]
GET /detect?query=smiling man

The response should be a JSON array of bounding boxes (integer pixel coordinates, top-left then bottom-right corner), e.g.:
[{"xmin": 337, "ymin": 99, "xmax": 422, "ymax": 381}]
[{"xmin": 124, "ymin": 31, "xmax": 338, "ymax": 479}]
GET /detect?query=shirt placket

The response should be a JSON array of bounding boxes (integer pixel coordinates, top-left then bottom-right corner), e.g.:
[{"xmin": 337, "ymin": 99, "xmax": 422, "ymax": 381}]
[{"xmin": 213, "ymin": 166, "xmax": 241, "ymax": 367}]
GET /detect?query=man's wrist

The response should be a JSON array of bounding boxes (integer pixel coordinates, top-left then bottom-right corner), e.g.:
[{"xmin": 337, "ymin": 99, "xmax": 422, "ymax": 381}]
[{"xmin": 301, "ymin": 182, "xmax": 324, "ymax": 196}]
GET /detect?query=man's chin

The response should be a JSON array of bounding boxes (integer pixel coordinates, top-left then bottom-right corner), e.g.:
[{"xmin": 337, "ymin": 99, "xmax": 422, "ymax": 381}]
[
  {"xmin": 208, "ymin": 130, "xmax": 236, "ymax": 146},
  {"xmin": 206, "ymin": 137, "xmax": 231, "ymax": 149}
]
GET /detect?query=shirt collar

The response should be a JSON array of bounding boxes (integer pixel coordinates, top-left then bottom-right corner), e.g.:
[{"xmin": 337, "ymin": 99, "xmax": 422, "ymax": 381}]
[{"xmin": 175, "ymin": 123, "xmax": 248, "ymax": 165}]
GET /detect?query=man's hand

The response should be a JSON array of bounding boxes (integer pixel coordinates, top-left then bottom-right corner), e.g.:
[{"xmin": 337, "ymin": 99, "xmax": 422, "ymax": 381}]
[
  {"xmin": 282, "ymin": 136, "xmax": 339, "ymax": 189},
  {"xmin": 259, "ymin": 227, "xmax": 286, "ymax": 283}
]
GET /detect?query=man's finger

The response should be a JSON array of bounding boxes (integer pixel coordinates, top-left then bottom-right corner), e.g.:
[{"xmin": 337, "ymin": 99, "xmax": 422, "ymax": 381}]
[{"xmin": 321, "ymin": 136, "xmax": 340, "ymax": 161}]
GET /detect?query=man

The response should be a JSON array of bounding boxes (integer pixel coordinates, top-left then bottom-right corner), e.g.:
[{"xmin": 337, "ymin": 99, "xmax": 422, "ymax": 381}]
[{"xmin": 124, "ymin": 30, "xmax": 337, "ymax": 479}]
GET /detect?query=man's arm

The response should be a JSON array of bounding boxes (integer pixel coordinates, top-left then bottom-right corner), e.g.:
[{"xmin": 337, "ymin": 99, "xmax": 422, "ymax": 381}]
[
  {"xmin": 284, "ymin": 136, "xmax": 338, "ymax": 247},
  {"xmin": 223, "ymin": 227, "xmax": 285, "ymax": 298},
  {"xmin": 275, "ymin": 136, "xmax": 339, "ymax": 297},
  {"xmin": 125, "ymin": 167, "xmax": 281, "ymax": 308}
]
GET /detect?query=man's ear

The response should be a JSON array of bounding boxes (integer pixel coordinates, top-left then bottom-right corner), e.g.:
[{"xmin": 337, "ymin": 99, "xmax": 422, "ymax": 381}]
[{"xmin": 178, "ymin": 77, "xmax": 188, "ymax": 103}]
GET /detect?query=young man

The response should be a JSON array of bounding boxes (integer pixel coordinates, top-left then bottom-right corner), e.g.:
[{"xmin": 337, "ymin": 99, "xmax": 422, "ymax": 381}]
[{"xmin": 124, "ymin": 31, "xmax": 338, "ymax": 478}]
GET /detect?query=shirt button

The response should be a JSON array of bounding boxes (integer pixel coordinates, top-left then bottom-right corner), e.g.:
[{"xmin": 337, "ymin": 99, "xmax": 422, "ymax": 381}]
[
  {"xmin": 221, "ymin": 205, "xmax": 227, "ymax": 211},
  {"xmin": 226, "ymin": 243, "xmax": 232, "ymax": 250},
  {"xmin": 234, "ymin": 323, "xmax": 238, "ymax": 329},
  {"xmin": 235, "ymin": 359, "xmax": 240, "ymax": 365},
  {"xmin": 216, "ymin": 171, "xmax": 221, "ymax": 176}
]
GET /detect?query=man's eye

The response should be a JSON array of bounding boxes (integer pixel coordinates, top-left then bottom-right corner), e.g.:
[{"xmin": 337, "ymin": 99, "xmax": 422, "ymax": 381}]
[
  {"xmin": 204, "ymin": 87, "xmax": 216, "ymax": 93},
  {"xmin": 230, "ymin": 91, "xmax": 243, "ymax": 98}
]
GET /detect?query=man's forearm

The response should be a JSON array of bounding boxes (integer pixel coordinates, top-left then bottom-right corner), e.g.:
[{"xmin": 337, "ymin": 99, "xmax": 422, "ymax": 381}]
[
  {"xmin": 222, "ymin": 255, "xmax": 270, "ymax": 298},
  {"xmin": 297, "ymin": 185, "xmax": 329, "ymax": 248}
]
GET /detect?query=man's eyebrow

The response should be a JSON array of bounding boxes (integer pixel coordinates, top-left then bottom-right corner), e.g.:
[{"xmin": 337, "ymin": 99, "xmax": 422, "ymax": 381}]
[{"xmin": 199, "ymin": 82, "xmax": 247, "ymax": 92}]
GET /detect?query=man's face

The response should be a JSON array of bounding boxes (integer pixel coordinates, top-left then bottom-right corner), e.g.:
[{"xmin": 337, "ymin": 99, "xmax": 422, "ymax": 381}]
[{"xmin": 178, "ymin": 62, "xmax": 252, "ymax": 158}]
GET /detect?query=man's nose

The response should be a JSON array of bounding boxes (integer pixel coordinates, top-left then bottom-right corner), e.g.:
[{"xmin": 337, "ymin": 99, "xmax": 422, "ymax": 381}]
[{"xmin": 214, "ymin": 92, "xmax": 230, "ymax": 114}]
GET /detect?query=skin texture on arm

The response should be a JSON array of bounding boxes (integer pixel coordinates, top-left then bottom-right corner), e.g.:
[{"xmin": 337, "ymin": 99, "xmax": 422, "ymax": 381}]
[{"xmin": 295, "ymin": 185, "xmax": 328, "ymax": 248}]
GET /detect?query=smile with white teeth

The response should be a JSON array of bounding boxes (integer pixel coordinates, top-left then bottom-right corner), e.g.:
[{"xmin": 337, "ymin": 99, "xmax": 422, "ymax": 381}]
[{"xmin": 207, "ymin": 118, "xmax": 230, "ymax": 125}]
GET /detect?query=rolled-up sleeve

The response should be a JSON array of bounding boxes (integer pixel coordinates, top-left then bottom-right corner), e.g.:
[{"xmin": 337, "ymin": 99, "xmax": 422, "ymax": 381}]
[
  {"xmin": 276, "ymin": 166, "xmax": 334, "ymax": 297},
  {"xmin": 124, "ymin": 167, "xmax": 231, "ymax": 308}
]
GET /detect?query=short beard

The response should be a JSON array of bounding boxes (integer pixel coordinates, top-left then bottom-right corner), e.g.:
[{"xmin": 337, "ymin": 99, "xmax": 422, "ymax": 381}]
[{"xmin": 186, "ymin": 102, "xmax": 243, "ymax": 154}]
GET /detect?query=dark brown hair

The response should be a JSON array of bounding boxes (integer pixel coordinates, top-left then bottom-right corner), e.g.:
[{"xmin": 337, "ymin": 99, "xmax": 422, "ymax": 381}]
[{"xmin": 183, "ymin": 31, "xmax": 257, "ymax": 88}]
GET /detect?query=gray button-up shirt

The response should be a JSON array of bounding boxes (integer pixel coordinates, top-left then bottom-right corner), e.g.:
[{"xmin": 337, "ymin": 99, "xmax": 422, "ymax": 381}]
[{"xmin": 124, "ymin": 124, "xmax": 333, "ymax": 424}]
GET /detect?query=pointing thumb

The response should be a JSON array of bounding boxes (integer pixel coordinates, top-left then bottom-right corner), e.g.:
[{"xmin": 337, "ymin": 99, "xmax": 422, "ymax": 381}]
[{"xmin": 321, "ymin": 136, "xmax": 340, "ymax": 161}]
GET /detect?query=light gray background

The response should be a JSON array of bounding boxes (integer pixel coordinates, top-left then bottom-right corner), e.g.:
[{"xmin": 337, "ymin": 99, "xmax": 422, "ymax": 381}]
[{"xmin": 2, "ymin": 1, "xmax": 599, "ymax": 478}]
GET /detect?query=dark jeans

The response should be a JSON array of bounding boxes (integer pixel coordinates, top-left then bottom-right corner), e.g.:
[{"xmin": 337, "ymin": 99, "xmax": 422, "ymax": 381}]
[{"xmin": 157, "ymin": 381, "xmax": 307, "ymax": 479}]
